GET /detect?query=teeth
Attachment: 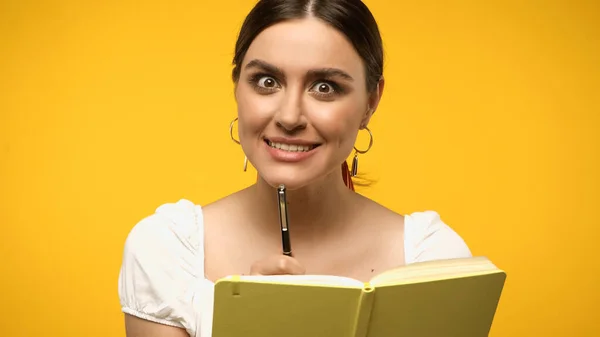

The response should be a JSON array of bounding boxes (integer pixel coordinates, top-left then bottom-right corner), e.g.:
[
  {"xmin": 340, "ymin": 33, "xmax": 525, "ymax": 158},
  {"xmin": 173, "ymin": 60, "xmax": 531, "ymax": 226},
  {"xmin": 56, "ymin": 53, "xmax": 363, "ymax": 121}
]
[{"xmin": 268, "ymin": 141, "xmax": 314, "ymax": 152}]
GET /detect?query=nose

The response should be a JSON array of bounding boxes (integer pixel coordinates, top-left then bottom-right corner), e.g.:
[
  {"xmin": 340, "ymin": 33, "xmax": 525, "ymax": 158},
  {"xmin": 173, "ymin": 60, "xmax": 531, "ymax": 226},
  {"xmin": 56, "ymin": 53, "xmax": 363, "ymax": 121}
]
[{"xmin": 274, "ymin": 90, "xmax": 306, "ymax": 133}]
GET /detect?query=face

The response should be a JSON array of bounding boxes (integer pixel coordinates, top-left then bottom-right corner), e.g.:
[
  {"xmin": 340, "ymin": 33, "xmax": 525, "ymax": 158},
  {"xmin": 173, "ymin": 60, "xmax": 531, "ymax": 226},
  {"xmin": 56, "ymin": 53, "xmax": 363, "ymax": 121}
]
[{"xmin": 235, "ymin": 17, "xmax": 382, "ymax": 190}]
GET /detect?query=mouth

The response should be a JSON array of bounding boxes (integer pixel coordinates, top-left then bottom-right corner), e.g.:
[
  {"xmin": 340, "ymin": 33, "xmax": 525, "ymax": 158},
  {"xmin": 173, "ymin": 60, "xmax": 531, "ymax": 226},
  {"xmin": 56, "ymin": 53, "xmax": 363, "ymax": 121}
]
[{"xmin": 264, "ymin": 138, "xmax": 321, "ymax": 152}]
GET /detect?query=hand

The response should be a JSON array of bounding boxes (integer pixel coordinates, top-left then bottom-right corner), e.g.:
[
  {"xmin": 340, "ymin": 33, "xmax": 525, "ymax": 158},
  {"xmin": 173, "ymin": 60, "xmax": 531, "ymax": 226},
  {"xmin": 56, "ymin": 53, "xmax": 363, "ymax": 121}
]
[{"xmin": 249, "ymin": 254, "xmax": 306, "ymax": 276}]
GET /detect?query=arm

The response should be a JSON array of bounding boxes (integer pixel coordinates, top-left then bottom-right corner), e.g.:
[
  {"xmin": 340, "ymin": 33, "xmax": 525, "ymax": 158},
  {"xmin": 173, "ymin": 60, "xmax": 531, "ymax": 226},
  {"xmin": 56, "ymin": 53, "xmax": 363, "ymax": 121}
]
[
  {"xmin": 124, "ymin": 314, "xmax": 190, "ymax": 337},
  {"xmin": 118, "ymin": 200, "xmax": 202, "ymax": 337}
]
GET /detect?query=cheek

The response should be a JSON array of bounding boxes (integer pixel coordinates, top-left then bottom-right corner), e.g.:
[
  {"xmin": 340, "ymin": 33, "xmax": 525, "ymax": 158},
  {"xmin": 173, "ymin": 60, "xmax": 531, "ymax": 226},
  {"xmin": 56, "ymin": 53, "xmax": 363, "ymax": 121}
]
[
  {"xmin": 236, "ymin": 87, "xmax": 278, "ymax": 141},
  {"xmin": 307, "ymin": 100, "xmax": 363, "ymax": 148}
]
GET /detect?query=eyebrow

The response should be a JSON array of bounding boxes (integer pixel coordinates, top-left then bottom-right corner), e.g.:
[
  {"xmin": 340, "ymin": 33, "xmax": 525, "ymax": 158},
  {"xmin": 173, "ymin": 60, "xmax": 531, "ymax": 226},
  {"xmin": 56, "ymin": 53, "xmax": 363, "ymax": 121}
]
[
  {"xmin": 245, "ymin": 59, "xmax": 285, "ymax": 80},
  {"xmin": 307, "ymin": 68, "xmax": 354, "ymax": 82},
  {"xmin": 244, "ymin": 59, "xmax": 354, "ymax": 82}
]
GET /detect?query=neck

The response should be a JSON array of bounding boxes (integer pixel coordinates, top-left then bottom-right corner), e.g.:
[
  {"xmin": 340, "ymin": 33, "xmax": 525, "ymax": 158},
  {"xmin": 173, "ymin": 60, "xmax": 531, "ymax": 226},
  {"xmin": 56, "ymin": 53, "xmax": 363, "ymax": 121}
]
[{"xmin": 246, "ymin": 168, "xmax": 356, "ymax": 241}]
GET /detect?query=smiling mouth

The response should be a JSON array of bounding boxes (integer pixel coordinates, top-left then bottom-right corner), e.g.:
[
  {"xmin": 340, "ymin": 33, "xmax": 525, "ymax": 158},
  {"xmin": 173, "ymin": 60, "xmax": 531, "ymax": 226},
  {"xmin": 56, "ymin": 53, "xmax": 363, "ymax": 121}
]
[{"xmin": 264, "ymin": 139, "xmax": 321, "ymax": 152}]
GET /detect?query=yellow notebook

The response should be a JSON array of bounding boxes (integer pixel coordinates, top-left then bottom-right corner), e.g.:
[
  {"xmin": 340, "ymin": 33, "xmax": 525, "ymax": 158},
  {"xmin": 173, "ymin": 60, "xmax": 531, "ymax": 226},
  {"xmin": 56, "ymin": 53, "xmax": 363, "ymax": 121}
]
[{"xmin": 211, "ymin": 256, "xmax": 506, "ymax": 337}]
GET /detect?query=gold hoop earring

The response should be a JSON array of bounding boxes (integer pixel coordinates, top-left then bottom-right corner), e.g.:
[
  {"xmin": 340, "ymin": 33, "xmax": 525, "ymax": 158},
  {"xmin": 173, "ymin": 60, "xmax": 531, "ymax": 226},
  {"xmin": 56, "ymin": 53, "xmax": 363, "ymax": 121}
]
[
  {"xmin": 351, "ymin": 126, "xmax": 373, "ymax": 177},
  {"xmin": 229, "ymin": 117, "xmax": 248, "ymax": 172}
]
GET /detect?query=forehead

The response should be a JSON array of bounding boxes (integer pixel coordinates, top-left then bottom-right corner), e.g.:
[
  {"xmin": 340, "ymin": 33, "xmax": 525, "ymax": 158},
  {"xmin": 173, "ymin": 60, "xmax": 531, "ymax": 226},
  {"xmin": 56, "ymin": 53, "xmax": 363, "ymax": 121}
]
[{"xmin": 242, "ymin": 17, "xmax": 365, "ymax": 80}]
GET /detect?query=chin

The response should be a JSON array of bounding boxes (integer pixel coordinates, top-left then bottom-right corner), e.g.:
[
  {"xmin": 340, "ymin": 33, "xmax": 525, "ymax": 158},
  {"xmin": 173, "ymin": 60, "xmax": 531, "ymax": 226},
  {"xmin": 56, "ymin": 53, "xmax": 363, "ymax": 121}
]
[
  {"xmin": 257, "ymin": 161, "xmax": 344, "ymax": 191},
  {"xmin": 257, "ymin": 166, "xmax": 324, "ymax": 191},
  {"xmin": 260, "ymin": 172, "xmax": 314, "ymax": 190}
]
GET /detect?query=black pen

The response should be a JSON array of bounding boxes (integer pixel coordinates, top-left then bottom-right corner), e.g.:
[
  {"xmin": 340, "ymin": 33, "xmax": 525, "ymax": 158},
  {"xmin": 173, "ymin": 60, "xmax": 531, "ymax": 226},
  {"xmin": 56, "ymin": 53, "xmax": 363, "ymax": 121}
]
[{"xmin": 277, "ymin": 184, "xmax": 292, "ymax": 257}]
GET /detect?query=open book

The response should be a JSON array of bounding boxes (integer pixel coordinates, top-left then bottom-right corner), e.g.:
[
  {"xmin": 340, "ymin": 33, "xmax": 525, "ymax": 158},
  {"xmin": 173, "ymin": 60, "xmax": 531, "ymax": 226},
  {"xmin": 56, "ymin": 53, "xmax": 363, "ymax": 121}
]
[{"xmin": 211, "ymin": 256, "xmax": 506, "ymax": 337}]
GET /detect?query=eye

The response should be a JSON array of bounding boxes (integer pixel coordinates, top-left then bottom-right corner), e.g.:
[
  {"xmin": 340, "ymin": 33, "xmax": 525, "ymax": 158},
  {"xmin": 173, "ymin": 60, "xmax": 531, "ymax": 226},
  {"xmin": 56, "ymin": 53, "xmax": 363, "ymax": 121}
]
[
  {"xmin": 309, "ymin": 81, "xmax": 343, "ymax": 99},
  {"xmin": 248, "ymin": 73, "xmax": 281, "ymax": 94},
  {"xmin": 312, "ymin": 82, "xmax": 334, "ymax": 94},
  {"xmin": 257, "ymin": 76, "xmax": 279, "ymax": 89}
]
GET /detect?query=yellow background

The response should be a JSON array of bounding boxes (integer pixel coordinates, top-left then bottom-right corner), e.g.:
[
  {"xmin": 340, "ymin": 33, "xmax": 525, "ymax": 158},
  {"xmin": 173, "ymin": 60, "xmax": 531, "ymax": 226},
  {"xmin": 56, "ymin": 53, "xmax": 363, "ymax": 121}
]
[{"xmin": 1, "ymin": 0, "xmax": 598, "ymax": 336}]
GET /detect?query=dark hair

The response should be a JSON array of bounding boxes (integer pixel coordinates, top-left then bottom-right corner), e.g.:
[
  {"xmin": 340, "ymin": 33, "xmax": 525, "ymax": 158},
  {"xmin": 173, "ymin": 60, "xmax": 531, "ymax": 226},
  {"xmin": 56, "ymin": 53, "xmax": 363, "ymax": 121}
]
[
  {"xmin": 231, "ymin": 0, "xmax": 384, "ymax": 93},
  {"xmin": 232, "ymin": 0, "xmax": 383, "ymax": 189}
]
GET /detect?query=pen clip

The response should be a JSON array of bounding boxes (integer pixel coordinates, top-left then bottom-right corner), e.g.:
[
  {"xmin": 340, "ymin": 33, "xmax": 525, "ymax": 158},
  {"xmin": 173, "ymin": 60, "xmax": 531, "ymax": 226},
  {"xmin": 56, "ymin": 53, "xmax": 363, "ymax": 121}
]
[{"xmin": 277, "ymin": 185, "xmax": 288, "ymax": 231}]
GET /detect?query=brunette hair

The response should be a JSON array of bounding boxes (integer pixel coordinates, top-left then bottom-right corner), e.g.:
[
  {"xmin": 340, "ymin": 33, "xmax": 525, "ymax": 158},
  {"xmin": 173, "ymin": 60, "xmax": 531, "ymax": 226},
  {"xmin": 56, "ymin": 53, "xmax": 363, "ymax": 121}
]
[{"xmin": 232, "ymin": 0, "xmax": 383, "ymax": 189}]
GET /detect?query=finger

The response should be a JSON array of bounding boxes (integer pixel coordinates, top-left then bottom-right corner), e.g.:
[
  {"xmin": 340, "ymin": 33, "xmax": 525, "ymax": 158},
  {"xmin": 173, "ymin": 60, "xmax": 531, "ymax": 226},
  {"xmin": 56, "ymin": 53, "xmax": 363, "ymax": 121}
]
[
  {"xmin": 249, "ymin": 255, "xmax": 305, "ymax": 276},
  {"xmin": 275, "ymin": 255, "xmax": 305, "ymax": 274}
]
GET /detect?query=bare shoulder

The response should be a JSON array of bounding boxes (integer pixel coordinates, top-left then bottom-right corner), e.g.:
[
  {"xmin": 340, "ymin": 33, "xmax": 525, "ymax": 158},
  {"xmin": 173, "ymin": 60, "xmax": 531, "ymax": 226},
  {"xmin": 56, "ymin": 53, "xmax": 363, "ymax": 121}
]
[
  {"xmin": 201, "ymin": 187, "xmax": 250, "ymax": 229},
  {"xmin": 344, "ymin": 193, "xmax": 407, "ymax": 275},
  {"xmin": 352, "ymin": 192, "xmax": 405, "ymax": 228},
  {"xmin": 200, "ymin": 187, "xmax": 257, "ymax": 280}
]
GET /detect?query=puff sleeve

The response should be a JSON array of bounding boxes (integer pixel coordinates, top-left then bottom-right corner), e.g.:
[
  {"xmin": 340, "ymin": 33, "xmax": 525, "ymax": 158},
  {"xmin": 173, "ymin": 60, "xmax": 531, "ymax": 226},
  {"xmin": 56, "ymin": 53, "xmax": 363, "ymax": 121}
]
[
  {"xmin": 118, "ymin": 199, "xmax": 203, "ymax": 336},
  {"xmin": 404, "ymin": 211, "xmax": 473, "ymax": 264}
]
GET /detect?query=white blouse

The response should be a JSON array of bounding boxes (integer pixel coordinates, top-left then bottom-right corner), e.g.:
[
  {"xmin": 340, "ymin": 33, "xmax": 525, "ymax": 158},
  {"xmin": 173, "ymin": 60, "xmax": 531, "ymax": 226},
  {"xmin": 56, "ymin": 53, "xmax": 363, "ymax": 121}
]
[{"xmin": 118, "ymin": 199, "xmax": 472, "ymax": 337}]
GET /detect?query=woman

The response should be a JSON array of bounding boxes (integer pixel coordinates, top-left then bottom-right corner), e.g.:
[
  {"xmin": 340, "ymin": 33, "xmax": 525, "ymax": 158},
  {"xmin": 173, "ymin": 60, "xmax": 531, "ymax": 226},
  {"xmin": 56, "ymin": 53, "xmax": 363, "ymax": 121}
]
[{"xmin": 118, "ymin": 0, "xmax": 472, "ymax": 336}]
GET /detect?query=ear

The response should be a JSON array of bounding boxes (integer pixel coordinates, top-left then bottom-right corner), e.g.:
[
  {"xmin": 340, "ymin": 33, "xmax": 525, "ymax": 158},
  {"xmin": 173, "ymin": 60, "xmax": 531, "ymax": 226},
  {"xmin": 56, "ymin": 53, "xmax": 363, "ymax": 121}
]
[{"xmin": 360, "ymin": 76, "xmax": 385, "ymax": 128}]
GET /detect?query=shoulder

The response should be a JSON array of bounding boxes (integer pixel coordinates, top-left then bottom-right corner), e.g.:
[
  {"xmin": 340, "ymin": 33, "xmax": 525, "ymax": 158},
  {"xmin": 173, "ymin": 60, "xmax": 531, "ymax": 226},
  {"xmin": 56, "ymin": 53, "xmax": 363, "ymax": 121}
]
[
  {"xmin": 118, "ymin": 199, "xmax": 204, "ymax": 335},
  {"xmin": 403, "ymin": 210, "xmax": 472, "ymax": 264},
  {"xmin": 123, "ymin": 199, "xmax": 203, "ymax": 252}
]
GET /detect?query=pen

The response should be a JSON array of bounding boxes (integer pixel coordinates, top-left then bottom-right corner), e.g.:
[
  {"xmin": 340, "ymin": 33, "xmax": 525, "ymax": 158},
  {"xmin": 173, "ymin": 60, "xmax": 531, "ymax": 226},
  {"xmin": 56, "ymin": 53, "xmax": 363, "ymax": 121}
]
[{"xmin": 277, "ymin": 184, "xmax": 292, "ymax": 257}]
